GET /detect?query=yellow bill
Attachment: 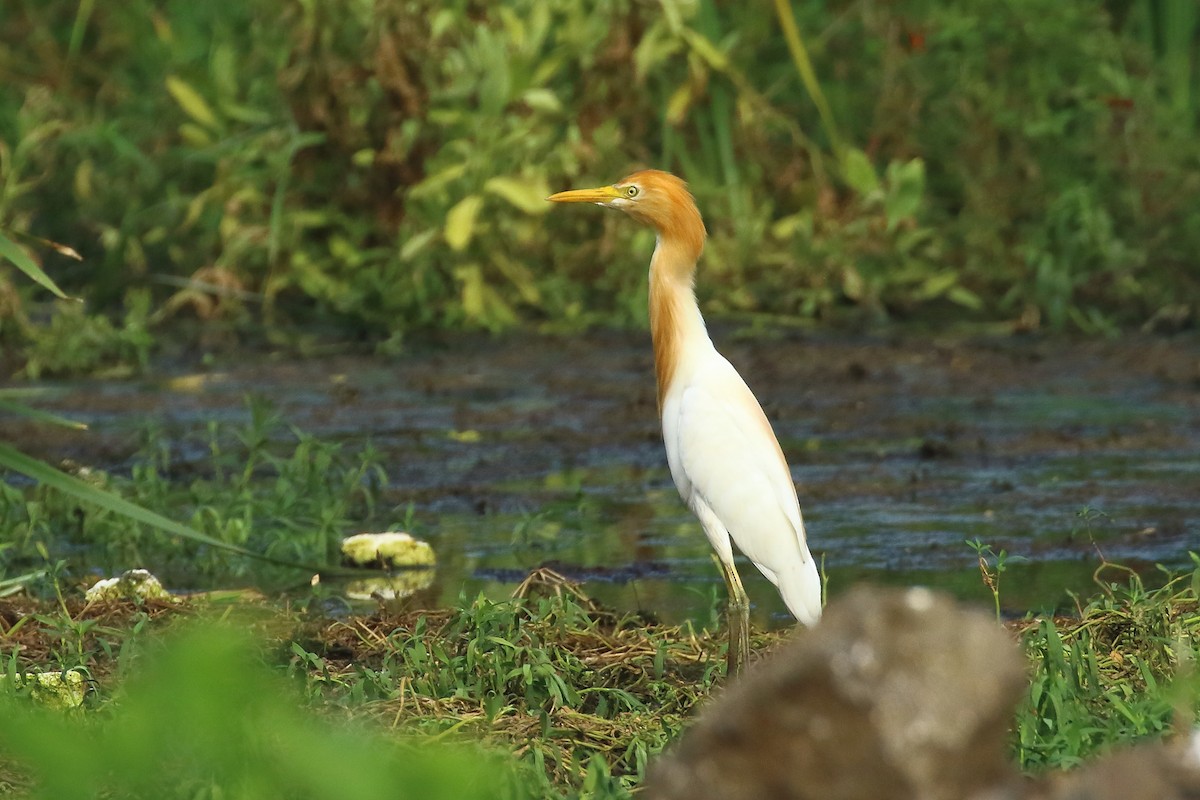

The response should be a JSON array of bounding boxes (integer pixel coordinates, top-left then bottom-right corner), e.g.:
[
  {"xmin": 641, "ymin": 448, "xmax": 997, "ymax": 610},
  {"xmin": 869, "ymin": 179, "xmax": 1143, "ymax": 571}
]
[{"xmin": 546, "ymin": 185, "xmax": 623, "ymax": 204}]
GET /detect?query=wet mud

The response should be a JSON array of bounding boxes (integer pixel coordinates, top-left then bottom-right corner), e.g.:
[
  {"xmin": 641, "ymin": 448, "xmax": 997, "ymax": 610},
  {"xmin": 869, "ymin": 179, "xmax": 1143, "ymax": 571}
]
[{"xmin": 7, "ymin": 329, "xmax": 1200, "ymax": 623}]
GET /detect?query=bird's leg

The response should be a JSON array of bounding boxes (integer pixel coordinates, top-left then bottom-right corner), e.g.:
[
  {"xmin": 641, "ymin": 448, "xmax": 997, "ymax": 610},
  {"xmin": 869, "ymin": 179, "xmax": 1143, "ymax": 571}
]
[{"xmin": 719, "ymin": 560, "xmax": 751, "ymax": 677}]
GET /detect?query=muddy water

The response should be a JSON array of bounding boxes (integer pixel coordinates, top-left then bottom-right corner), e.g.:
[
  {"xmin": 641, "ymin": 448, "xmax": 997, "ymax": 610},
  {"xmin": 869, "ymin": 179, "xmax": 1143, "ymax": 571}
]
[{"xmin": 11, "ymin": 329, "xmax": 1200, "ymax": 626}]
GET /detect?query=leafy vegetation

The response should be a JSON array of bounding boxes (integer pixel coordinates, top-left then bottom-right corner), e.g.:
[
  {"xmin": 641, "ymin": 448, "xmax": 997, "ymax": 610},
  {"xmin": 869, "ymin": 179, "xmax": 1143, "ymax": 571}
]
[
  {"xmin": 0, "ymin": 3, "xmax": 1198, "ymax": 794},
  {"xmin": 1, "ymin": 622, "xmax": 534, "ymax": 799},
  {"xmin": 1, "ymin": 0, "xmax": 1198, "ymax": 373},
  {"xmin": 0, "ymin": 400, "xmax": 385, "ymax": 588},
  {"xmin": 0, "ymin": 557, "xmax": 1196, "ymax": 798},
  {"xmin": 1015, "ymin": 556, "xmax": 1200, "ymax": 770}
]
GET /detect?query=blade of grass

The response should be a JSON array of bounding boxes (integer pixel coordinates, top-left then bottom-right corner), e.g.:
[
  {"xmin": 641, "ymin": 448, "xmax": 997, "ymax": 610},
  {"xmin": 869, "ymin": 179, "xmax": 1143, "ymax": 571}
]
[
  {"xmin": 64, "ymin": 0, "xmax": 98, "ymax": 86},
  {"xmin": 0, "ymin": 570, "xmax": 46, "ymax": 598},
  {"xmin": 2, "ymin": 228, "xmax": 82, "ymax": 262},
  {"xmin": 0, "ymin": 231, "xmax": 74, "ymax": 301},
  {"xmin": 773, "ymin": 0, "xmax": 843, "ymax": 157},
  {"xmin": 1161, "ymin": 0, "xmax": 1196, "ymax": 121},
  {"xmin": 0, "ymin": 397, "xmax": 88, "ymax": 430}
]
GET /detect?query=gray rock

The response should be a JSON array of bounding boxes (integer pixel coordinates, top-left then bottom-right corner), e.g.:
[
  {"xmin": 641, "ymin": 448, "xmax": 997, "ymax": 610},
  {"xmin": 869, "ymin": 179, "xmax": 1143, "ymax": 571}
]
[
  {"xmin": 1030, "ymin": 743, "xmax": 1200, "ymax": 800},
  {"xmin": 647, "ymin": 586, "xmax": 1027, "ymax": 800}
]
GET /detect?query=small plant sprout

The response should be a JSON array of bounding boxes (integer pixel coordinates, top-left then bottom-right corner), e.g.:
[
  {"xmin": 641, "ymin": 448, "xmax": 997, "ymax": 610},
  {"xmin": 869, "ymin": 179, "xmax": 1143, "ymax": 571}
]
[{"xmin": 966, "ymin": 539, "xmax": 1027, "ymax": 621}]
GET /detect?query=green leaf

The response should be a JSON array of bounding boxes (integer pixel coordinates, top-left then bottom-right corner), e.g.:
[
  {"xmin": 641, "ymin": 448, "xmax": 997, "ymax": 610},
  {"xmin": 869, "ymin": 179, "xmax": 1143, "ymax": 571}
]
[
  {"xmin": 493, "ymin": 254, "xmax": 542, "ymax": 304},
  {"xmin": 840, "ymin": 148, "xmax": 880, "ymax": 197},
  {"xmin": 681, "ymin": 29, "xmax": 729, "ymax": 71},
  {"xmin": 774, "ymin": 0, "xmax": 843, "ymax": 155},
  {"xmin": 885, "ymin": 158, "xmax": 926, "ymax": 230},
  {"xmin": 520, "ymin": 88, "xmax": 562, "ymax": 114},
  {"xmin": 165, "ymin": 75, "xmax": 219, "ymax": 129},
  {"xmin": 918, "ymin": 270, "xmax": 960, "ymax": 300},
  {"xmin": 0, "ymin": 232, "xmax": 72, "ymax": 300},
  {"xmin": 445, "ymin": 195, "xmax": 484, "ymax": 251},
  {"xmin": 484, "ymin": 176, "xmax": 551, "ymax": 215},
  {"xmin": 0, "ymin": 396, "xmax": 87, "ymax": 429},
  {"xmin": 408, "ymin": 163, "xmax": 468, "ymax": 200},
  {"xmin": 0, "ymin": 570, "xmax": 45, "ymax": 598},
  {"xmin": 947, "ymin": 285, "xmax": 984, "ymax": 310},
  {"xmin": 0, "ymin": 443, "xmax": 357, "ymax": 575},
  {"xmin": 400, "ymin": 229, "xmax": 438, "ymax": 261},
  {"xmin": 665, "ymin": 83, "xmax": 693, "ymax": 126},
  {"xmin": 455, "ymin": 264, "xmax": 486, "ymax": 318}
]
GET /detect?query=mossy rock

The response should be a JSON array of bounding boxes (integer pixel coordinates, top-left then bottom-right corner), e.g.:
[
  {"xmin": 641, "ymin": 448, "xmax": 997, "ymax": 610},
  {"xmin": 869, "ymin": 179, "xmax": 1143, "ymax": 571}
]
[
  {"xmin": 85, "ymin": 569, "xmax": 175, "ymax": 603},
  {"xmin": 341, "ymin": 532, "xmax": 436, "ymax": 569}
]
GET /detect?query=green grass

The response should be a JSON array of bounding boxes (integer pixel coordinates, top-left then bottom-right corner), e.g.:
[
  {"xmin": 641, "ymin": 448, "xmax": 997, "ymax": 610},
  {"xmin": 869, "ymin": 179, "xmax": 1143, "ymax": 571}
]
[
  {"xmin": 0, "ymin": 352, "xmax": 1197, "ymax": 795},
  {"xmin": 0, "ymin": 398, "xmax": 386, "ymax": 589},
  {"xmin": 1, "ymin": 554, "xmax": 1197, "ymax": 798},
  {"xmin": 1016, "ymin": 557, "xmax": 1200, "ymax": 770},
  {"xmin": 1, "ymin": 621, "xmax": 542, "ymax": 800}
]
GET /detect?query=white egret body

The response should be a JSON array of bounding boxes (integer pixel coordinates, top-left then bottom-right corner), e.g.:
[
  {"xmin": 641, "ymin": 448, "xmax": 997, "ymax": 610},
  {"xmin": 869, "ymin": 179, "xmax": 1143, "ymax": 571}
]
[{"xmin": 549, "ymin": 170, "xmax": 821, "ymax": 673}]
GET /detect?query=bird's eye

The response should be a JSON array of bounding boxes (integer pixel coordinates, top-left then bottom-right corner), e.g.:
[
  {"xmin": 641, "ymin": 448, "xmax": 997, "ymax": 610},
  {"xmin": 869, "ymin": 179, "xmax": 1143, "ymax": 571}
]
[{"xmin": 625, "ymin": 186, "xmax": 640, "ymax": 198}]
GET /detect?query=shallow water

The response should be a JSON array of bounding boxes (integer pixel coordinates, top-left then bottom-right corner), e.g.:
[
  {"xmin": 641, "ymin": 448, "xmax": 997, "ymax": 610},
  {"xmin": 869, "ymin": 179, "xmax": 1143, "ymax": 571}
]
[{"xmin": 11, "ymin": 329, "xmax": 1200, "ymax": 626}]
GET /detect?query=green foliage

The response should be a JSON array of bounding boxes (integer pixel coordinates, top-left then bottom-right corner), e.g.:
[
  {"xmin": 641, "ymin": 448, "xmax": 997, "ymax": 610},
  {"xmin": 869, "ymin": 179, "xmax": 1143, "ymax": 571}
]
[
  {"xmin": 0, "ymin": 0, "xmax": 1197, "ymax": 359},
  {"xmin": 882, "ymin": 0, "xmax": 1200, "ymax": 327},
  {"xmin": 1015, "ymin": 556, "xmax": 1200, "ymax": 770},
  {"xmin": 20, "ymin": 291, "xmax": 153, "ymax": 378},
  {"xmin": 0, "ymin": 400, "xmax": 385, "ymax": 587},
  {"xmin": 966, "ymin": 538, "xmax": 1027, "ymax": 621},
  {"xmin": 0, "ymin": 623, "xmax": 525, "ymax": 800},
  {"xmin": 291, "ymin": 593, "xmax": 721, "ymax": 795},
  {"xmin": 1, "ymin": 561, "xmax": 1197, "ymax": 798},
  {"xmin": 0, "ymin": 230, "xmax": 72, "ymax": 301}
]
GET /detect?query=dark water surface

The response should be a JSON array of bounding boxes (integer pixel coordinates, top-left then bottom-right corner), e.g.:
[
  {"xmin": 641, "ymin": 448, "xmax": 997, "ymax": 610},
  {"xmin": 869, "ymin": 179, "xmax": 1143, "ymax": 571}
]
[{"xmin": 12, "ymin": 330, "xmax": 1200, "ymax": 626}]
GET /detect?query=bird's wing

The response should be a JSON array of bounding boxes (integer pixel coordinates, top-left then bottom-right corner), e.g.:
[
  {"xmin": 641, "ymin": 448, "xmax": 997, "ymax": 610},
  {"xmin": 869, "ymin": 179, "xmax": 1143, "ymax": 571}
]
[{"xmin": 666, "ymin": 352, "xmax": 813, "ymax": 576}]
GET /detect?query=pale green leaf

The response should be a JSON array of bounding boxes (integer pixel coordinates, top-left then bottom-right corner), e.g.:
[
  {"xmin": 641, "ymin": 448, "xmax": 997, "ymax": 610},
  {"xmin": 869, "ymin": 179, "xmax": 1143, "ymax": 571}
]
[
  {"xmin": 840, "ymin": 148, "xmax": 880, "ymax": 197},
  {"xmin": 665, "ymin": 84, "xmax": 693, "ymax": 126},
  {"xmin": 919, "ymin": 270, "xmax": 960, "ymax": 299},
  {"xmin": 885, "ymin": 157, "xmax": 926, "ymax": 230},
  {"xmin": 400, "ymin": 229, "xmax": 438, "ymax": 261},
  {"xmin": 948, "ymin": 285, "xmax": 984, "ymax": 310},
  {"xmin": 484, "ymin": 176, "xmax": 551, "ymax": 215},
  {"xmin": 455, "ymin": 264, "xmax": 485, "ymax": 319},
  {"xmin": 493, "ymin": 253, "xmax": 542, "ymax": 304},
  {"xmin": 520, "ymin": 88, "xmax": 562, "ymax": 114},
  {"xmin": 165, "ymin": 75, "xmax": 219, "ymax": 129},
  {"xmin": 841, "ymin": 265, "xmax": 865, "ymax": 301},
  {"xmin": 179, "ymin": 122, "xmax": 213, "ymax": 147},
  {"xmin": 408, "ymin": 163, "xmax": 467, "ymax": 200},
  {"xmin": 0, "ymin": 570, "xmax": 44, "ymax": 598},
  {"xmin": 445, "ymin": 195, "xmax": 484, "ymax": 251},
  {"xmin": 681, "ymin": 29, "xmax": 729, "ymax": 71}
]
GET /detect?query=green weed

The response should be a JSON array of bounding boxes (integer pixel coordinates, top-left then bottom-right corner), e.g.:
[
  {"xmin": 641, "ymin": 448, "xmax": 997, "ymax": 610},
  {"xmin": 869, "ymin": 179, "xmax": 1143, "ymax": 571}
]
[
  {"xmin": 1014, "ymin": 555, "xmax": 1200, "ymax": 769},
  {"xmin": 292, "ymin": 592, "xmax": 721, "ymax": 795},
  {"xmin": 0, "ymin": 623, "xmax": 532, "ymax": 800},
  {"xmin": 1, "ymin": 559, "xmax": 1198, "ymax": 798},
  {"xmin": 19, "ymin": 292, "xmax": 154, "ymax": 379},
  {"xmin": 2, "ymin": 0, "xmax": 1198, "ymax": 362},
  {"xmin": 0, "ymin": 399, "xmax": 386, "ymax": 589},
  {"xmin": 967, "ymin": 538, "xmax": 1027, "ymax": 621}
]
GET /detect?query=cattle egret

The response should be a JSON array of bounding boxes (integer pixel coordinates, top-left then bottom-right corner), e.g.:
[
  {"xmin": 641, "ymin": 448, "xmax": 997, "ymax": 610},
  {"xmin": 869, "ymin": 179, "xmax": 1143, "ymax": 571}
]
[{"xmin": 548, "ymin": 170, "xmax": 822, "ymax": 674}]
